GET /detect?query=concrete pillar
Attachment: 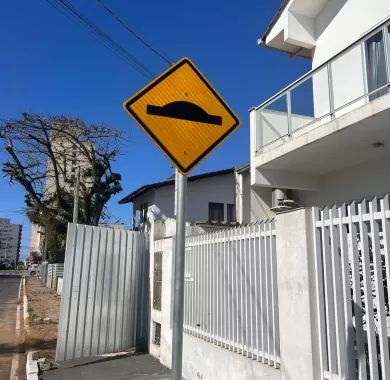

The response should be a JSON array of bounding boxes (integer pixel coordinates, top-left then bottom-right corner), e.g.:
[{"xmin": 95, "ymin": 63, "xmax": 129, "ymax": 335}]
[{"xmin": 276, "ymin": 208, "xmax": 320, "ymax": 380}]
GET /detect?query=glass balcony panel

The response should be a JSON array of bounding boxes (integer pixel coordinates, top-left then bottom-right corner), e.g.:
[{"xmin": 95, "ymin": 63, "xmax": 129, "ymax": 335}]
[
  {"xmin": 330, "ymin": 44, "xmax": 366, "ymax": 116},
  {"xmin": 290, "ymin": 66, "xmax": 330, "ymax": 132},
  {"xmin": 257, "ymin": 95, "xmax": 288, "ymax": 148},
  {"xmin": 254, "ymin": 22, "xmax": 390, "ymax": 153}
]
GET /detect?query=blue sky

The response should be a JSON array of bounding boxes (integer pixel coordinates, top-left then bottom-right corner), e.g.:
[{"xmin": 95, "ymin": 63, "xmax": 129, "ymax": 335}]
[{"xmin": 0, "ymin": 0, "xmax": 310, "ymax": 259}]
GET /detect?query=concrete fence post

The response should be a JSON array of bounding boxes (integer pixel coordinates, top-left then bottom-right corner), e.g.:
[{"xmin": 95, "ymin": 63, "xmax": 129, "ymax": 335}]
[{"xmin": 276, "ymin": 208, "xmax": 321, "ymax": 380}]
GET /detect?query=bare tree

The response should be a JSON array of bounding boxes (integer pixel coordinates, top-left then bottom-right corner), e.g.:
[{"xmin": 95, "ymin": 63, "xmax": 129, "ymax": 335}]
[{"xmin": 0, "ymin": 113, "xmax": 124, "ymax": 261}]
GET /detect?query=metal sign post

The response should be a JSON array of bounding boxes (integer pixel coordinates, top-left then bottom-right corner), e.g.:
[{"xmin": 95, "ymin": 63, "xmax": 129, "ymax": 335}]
[
  {"xmin": 122, "ymin": 57, "xmax": 240, "ymax": 380},
  {"xmin": 171, "ymin": 169, "xmax": 187, "ymax": 380}
]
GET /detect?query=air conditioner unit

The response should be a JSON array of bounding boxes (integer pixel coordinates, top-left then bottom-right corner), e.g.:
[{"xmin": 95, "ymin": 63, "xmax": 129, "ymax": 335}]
[{"xmin": 270, "ymin": 188, "xmax": 300, "ymax": 213}]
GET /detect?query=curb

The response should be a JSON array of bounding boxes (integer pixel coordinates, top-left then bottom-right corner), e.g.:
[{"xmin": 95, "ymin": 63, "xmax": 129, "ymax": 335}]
[
  {"xmin": 23, "ymin": 276, "xmax": 29, "ymax": 327},
  {"xmin": 25, "ymin": 351, "xmax": 39, "ymax": 380}
]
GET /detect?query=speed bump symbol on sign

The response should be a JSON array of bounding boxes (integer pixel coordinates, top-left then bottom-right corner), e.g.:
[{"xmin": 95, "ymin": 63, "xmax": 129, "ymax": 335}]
[{"xmin": 123, "ymin": 57, "xmax": 240, "ymax": 175}]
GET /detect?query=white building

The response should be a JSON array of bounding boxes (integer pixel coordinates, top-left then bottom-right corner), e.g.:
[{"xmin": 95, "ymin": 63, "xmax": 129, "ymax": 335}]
[
  {"xmin": 250, "ymin": 0, "xmax": 390, "ymax": 216},
  {"xmin": 29, "ymin": 223, "xmax": 43, "ymax": 257},
  {"xmin": 119, "ymin": 168, "xmax": 248, "ymax": 228},
  {"xmin": 0, "ymin": 218, "xmax": 22, "ymax": 266}
]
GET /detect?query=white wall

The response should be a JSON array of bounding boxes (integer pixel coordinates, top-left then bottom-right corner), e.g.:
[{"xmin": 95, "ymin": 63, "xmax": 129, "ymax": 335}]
[
  {"xmin": 251, "ymin": 186, "xmax": 275, "ymax": 222},
  {"xmin": 133, "ymin": 173, "xmax": 236, "ymax": 225},
  {"xmin": 250, "ymin": 154, "xmax": 390, "ymax": 217},
  {"xmin": 313, "ymin": 0, "xmax": 390, "ymax": 68},
  {"xmin": 236, "ymin": 169, "xmax": 252, "ymax": 224},
  {"xmin": 298, "ymin": 154, "xmax": 390, "ymax": 207}
]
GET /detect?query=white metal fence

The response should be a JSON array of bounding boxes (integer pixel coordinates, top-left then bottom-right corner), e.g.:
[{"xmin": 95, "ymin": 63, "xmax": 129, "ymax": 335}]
[
  {"xmin": 313, "ymin": 195, "xmax": 390, "ymax": 380},
  {"xmin": 47, "ymin": 263, "xmax": 64, "ymax": 289},
  {"xmin": 183, "ymin": 221, "xmax": 280, "ymax": 367},
  {"xmin": 56, "ymin": 223, "xmax": 148, "ymax": 361}
]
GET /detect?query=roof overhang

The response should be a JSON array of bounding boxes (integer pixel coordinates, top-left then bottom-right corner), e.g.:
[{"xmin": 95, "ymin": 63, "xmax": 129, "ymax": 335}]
[
  {"xmin": 259, "ymin": 0, "xmax": 330, "ymax": 58},
  {"xmin": 119, "ymin": 168, "xmax": 235, "ymax": 205}
]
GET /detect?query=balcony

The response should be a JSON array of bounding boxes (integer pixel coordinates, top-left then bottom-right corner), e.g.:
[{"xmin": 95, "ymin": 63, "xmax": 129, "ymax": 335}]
[{"xmin": 250, "ymin": 19, "xmax": 390, "ymax": 186}]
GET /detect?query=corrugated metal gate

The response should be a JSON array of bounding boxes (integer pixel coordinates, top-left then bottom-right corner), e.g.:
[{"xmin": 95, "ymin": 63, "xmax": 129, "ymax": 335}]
[{"xmin": 56, "ymin": 223, "xmax": 148, "ymax": 362}]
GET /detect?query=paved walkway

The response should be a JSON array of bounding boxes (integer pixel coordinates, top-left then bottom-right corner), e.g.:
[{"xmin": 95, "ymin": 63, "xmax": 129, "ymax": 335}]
[{"xmin": 43, "ymin": 352, "xmax": 171, "ymax": 380}]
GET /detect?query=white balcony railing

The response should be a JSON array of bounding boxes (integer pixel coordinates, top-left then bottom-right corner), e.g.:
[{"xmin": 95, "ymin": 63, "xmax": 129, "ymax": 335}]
[{"xmin": 252, "ymin": 18, "xmax": 390, "ymax": 154}]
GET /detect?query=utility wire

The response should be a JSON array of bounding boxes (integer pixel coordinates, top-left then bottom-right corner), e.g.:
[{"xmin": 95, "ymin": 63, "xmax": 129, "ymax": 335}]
[
  {"xmin": 46, "ymin": 0, "xmax": 156, "ymax": 79},
  {"xmin": 95, "ymin": 0, "xmax": 172, "ymax": 66}
]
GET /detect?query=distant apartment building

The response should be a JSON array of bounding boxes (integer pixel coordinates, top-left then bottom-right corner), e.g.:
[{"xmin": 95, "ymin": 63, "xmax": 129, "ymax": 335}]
[
  {"xmin": 45, "ymin": 126, "xmax": 92, "ymax": 195},
  {"xmin": 30, "ymin": 126, "xmax": 93, "ymax": 257},
  {"xmin": 0, "ymin": 218, "xmax": 22, "ymax": 265},
  {"xmin": 29, "ymin": 223, "xmax": 43, "ymax": 257},
  {"xmin": 248, "ymin": 0, "xmax": 390, "ymax": 218}
]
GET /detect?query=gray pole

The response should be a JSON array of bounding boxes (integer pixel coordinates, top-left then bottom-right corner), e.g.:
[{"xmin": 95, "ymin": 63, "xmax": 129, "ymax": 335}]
[
  {"xmin": 73, "ymin": 167, "xmax": 80, "ymax": 224},
  {"xmin": 171, "ymin": 169, "xmax": 187, "ymax": 380}
]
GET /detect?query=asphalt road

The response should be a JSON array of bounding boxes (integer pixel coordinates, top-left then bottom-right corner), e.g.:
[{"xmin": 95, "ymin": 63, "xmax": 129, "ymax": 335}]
[{"xmin": 0, "ymin": 271, "xmax": 24, "ymax": 380}]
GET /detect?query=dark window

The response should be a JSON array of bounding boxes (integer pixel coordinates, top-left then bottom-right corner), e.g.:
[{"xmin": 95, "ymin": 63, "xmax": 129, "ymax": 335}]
[
  {"xmin": 153, "ymin": 322, "xmax": 161, "ymax": 346},
  {"xmin": 153, "ymin": 252, "xmax": 162, "ymax": 311},
  {"xmin": 140, "ymin": 202, "xmax": 148, "ymax": 223},
  {"xmin": 365, "ymin": 29, "xmax": 389, "ymax": 100},
  {"xmin": 227, "ymin": 204, "xmax": 236, "ymax": 222},
  {"xmin": 209, "ymin": 202, "xmax": 224, "ymax": 221}
]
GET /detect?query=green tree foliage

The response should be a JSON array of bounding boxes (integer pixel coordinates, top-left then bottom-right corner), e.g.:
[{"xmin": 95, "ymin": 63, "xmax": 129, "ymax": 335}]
[{"xmin": 0, "ymin": 113, "xmax": 124, "ymax": 262}]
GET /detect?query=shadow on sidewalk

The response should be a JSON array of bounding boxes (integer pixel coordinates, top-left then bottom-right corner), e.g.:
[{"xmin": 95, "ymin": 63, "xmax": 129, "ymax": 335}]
[{"xmin": 43, "ymin": 352, "xmax": 171, "ymax": 380}]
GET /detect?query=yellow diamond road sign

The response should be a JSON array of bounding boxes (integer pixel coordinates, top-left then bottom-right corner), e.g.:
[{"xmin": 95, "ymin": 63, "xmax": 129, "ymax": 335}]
[{"xmin": 123, "ymin": 58, "xmax": 240, "ymax": 174}]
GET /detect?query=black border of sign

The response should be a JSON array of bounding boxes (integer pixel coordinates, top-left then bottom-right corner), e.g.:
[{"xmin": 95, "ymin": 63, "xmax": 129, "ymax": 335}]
[{"xmin": 123, "ymin": 57, "xmax": 240, "ymax": 175}]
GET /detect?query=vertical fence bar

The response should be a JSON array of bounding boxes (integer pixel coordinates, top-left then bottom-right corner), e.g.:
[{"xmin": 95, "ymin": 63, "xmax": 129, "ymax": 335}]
[
  {"xmin": 348, "ymin": 202, "xmax": 367, "ymax": 379},
  {"xmin": 249, "ymin": 224, "xmax": 255, "ymax": 359},
  {"xmin": 208, "ymin": 233, "xmax": 212, "ymax": 341},
  {"xmin": 329, "ymin": 206, "xmax": 347, "ymax": 378},
  {"xmin": 200, "ymin": 233, "xmax": 205, "ymax": 339},
  {"xmin": 270, "ymin": 220, "xmax": 279, "ymax": 367},
  {"xmin": 337, "ymin": 204, "xmax": 356, "ymax": 379},
  {"xmin": 254, "ymin": 224, "xmax": 260, "ymax": 361},
  {"xmin": 312, "ymin": 208, "xmax": 327, "ymax": 376},
  {"xmin": 224, "ymin": 229, "xmax": 228, "ymax": 348},
  {"xmin": 235, "ymin": 227, "xmax": 239, "ymax": 353},
  {"xmin": 260, "ymin": 221, "xmax": 266, "ymax": 362},
  {"xmin": 369, "ymin": 198, "xmax": 390, "ymax": 379},
  {"xmin": 228, "ymin": 228, "xmax": 234, "ymax": 351},
  {"xmin": 358, "ymin": 200, "xmax": 379, "ymax": 380},
  {"xmin": 321, "ymin": 208, "xmax": 337, "ymax": 376},
  {"xmin": 243, "ymin": 225, "xmax": 249, "ymax": 356}
]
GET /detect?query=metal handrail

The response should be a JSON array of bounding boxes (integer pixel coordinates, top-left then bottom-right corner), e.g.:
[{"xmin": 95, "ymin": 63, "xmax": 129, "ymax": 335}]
[
  {"xmin": 250, "ymin": 16, "xmax": 390, "ymax": 112},
  {"xmin": 256, "ymin": 82, "xmax": 390, "ymax": 151},
  {"xmin": 253, "ymin": 17, "xmax": 390, "ymax": 153}
]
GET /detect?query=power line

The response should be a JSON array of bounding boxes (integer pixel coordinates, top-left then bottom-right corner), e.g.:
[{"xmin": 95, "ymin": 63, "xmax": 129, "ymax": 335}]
[
  {"xmin": 45, "ymin": 0, "xmax": 156, "ymax": 79},
  {"xmin": 50, "ymin": 0, "xmax": 155, "ymax": 78},
  {"xmin": 95, "ymin": 0, "xmax": 172, "ymax": 66}
]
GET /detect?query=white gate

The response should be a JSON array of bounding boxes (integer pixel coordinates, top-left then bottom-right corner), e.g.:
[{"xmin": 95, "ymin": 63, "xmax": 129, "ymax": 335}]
[
  {"xmin": 313, "ymin": 195, "xmax": 390, "ymax": 379},
  {"xmin": 184, "ymin": 221, "xmax": 280, "ymax": 367},
  {"xmin": 56, "ymin": 223, "xmax": 148, "ymax": 361}
]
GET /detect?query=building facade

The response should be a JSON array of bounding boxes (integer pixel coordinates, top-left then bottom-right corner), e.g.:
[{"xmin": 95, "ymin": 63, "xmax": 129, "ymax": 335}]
[
  {"xmin": 249, "ymin": 0, "xmax": 390, "ymax": 217},
  {"xmin": 0, "ymin": 218, "xmax": 22, "ymax": 266},
  {"xmin": 119, "ymin": 168, "xmax": 246, "ymax": 228}
]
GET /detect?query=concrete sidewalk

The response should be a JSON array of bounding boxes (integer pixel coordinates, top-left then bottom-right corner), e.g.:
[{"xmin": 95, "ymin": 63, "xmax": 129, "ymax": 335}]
[{"xmin": 42, "ymin": 352, "xmax": 171, "ymax": 380}]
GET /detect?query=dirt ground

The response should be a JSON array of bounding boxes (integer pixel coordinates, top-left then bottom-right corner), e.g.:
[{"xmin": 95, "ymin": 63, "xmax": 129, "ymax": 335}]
[{"xmin": 25, "ymin": 276, "xmax": 61, "ymax": 361}]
